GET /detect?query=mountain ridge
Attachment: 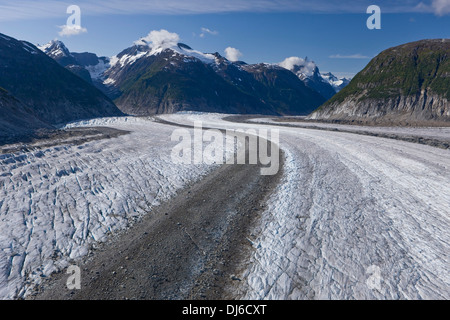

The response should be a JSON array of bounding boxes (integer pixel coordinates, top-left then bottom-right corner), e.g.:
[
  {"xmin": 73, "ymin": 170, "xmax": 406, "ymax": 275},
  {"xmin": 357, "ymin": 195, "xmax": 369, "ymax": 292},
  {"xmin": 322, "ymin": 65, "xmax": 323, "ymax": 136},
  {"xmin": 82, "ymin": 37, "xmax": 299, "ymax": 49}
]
[
  {"xmin": 39, "ymin": 37, "xmax": 334, "ymax": 116},
  {"xmin": 0, "ymin": 33, "xmax": 124, "ymax": 140}
]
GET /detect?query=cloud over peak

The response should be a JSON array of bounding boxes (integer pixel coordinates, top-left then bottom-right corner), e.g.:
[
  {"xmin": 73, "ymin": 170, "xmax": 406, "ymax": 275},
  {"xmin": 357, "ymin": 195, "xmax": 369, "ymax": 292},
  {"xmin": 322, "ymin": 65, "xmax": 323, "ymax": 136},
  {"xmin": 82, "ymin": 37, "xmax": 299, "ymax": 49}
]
[
  {"xmin": 224, "ymin": 47, "xmax": 243, "ymax": 62},
  {"xmin": 134, "ymin": 29, "xmax": 180, "ymax": 49},
  {"xmin": 278, "ymin": 56, "xmax": 317, "ymax": 77},
  {"xmin": 58, "ymin": 25, "xmax": 88, "ymax": 37}
]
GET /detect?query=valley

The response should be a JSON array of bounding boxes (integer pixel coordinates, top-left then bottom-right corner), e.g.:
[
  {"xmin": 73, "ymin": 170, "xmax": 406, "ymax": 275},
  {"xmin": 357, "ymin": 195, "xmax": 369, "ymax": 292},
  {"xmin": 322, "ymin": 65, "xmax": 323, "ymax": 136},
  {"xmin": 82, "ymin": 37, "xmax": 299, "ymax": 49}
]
[{"xmin": 0, "ymin": 28, "xmax": 449, "ymax": 301}]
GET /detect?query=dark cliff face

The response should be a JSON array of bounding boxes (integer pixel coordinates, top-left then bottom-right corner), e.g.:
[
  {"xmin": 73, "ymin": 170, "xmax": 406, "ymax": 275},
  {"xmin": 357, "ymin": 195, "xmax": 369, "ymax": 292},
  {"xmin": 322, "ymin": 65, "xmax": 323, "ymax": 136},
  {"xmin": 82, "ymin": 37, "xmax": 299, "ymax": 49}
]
[
  {"xmin": 0, "ymin": 33, "xmax": 124, "ymax": 126},
  {"xmin": 71, "ymin": 52, "xmax": 101, "ymax": 67},
  {"xmin": 310, "ymin": 39, "xmax": 450, "ymax": 124},
  {"xmin": 0, "ymin": 88, "xmax": 53, "ymax": 143},
  {"xmin": 239, "ymin": 63, "xmax": 327, "ymax": 115},
  {"xmin": 103, "ymin": 46, "xmax": 325, "ymax": 116}
]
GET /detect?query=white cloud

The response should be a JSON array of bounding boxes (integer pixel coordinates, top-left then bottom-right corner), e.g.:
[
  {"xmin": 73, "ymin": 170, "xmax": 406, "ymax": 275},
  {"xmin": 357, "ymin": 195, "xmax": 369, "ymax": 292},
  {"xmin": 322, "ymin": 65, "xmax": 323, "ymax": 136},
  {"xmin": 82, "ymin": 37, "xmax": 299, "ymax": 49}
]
[
  {"xmin": 58, "ymin": 25, "xmax": 88, "ymax": 37},
  {"xmin": 278, "ymin": 56, "xmax": 317, "ymax": 77},
  {"xmin": 224, "ymin": 47, "xmax": 243, "ymax": 62},
  {"xmin": 134, "ymin": 29, "xmax": 180, "ymax": 48},
  {"xmin": 200, "ymin": 27, "xmax": 218, "ymax": 38},
  {"xmin": 329, "ymin": 54, "xmax": 371, "ymax": 59},
  {"xmin": 431, "ymin": 0, "xmax": 450, "ymax": 15}
]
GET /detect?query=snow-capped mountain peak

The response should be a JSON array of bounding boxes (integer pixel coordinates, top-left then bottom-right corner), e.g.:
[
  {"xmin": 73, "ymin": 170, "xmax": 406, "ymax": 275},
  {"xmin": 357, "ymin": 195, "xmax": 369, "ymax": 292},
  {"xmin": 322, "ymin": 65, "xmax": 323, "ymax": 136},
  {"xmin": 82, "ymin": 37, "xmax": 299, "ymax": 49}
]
[
  {"xmin": 38, "ymin": 40, "xmax": 72, "ymax": 58},
  {"xmin": 107, "ymin": 30, "xmax": 224, "ymax": 70},
  {"xmin": 109, "ymin": 41, "xmax": 219, "ymax": 70},
  {"xmin": 109, "ymin": 45, "xmax": 151, "ymax": 68},
  {"xmin": 321, "ymin": 72, "xmax": 351, "ymax": 92},
  {"xmin": 321, "ymin": 72, "xmax": 339, "ymax": 82}
]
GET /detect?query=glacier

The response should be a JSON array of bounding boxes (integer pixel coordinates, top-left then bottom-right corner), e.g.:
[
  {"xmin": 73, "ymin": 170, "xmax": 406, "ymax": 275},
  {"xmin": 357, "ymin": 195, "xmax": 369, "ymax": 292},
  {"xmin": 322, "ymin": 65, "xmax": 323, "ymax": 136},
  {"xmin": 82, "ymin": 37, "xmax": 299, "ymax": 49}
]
[
  {"xmin": 161, "ymin": 113, "xmax": 450, "ymax": 300},
  {"xmin": 0, "ymin": 117, "xmax": 220, "ymax": 299},
  {"xmin": 1, "ymin": 113, "xmax": 449, "ymax": 300}
]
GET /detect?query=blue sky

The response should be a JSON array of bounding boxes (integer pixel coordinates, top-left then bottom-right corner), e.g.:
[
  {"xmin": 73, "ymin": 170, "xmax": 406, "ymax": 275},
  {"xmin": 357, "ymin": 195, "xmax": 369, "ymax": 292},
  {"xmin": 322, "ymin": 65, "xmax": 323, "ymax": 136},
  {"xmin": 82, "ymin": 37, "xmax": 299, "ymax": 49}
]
[{"xmin": 1, "ymin": 0, "xmax": 450, "ymax": 78}]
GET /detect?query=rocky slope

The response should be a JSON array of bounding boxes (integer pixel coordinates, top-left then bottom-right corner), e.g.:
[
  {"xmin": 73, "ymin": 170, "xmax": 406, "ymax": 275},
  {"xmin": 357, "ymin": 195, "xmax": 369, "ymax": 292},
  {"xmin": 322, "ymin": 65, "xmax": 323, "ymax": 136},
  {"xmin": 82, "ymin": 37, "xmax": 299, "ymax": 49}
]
[
  {"xmin": 0, "ymin": 88, "xmax": 53, "ymax": 144},
  {"xmin": 309, "ymin": 39, "xmax": 450, "ymax": 124}
]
